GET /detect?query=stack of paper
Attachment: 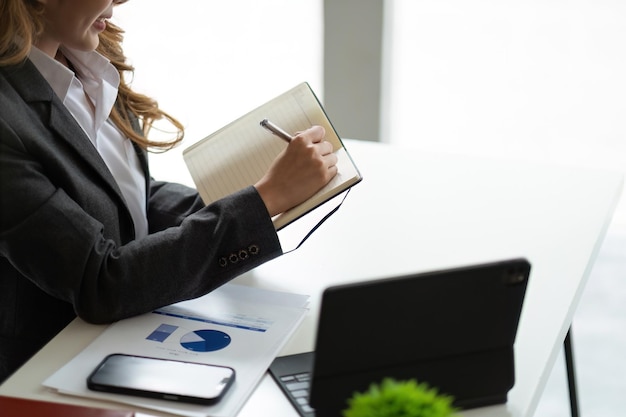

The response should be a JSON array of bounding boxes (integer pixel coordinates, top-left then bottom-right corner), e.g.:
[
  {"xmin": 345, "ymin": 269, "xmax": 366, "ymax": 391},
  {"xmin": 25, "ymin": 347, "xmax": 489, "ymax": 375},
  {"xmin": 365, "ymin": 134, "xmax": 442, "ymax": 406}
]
[{"xmin": 44, "ymin": 284, "xmax": 309, "ymax": 417}]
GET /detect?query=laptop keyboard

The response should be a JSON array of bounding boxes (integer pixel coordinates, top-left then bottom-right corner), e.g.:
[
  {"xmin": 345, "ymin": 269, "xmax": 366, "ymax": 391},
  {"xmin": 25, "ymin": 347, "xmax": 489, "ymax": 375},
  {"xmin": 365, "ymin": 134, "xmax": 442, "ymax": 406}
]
[{"xmin": 278, "ymin": 371, "xmax": 315, "ymax": 415}]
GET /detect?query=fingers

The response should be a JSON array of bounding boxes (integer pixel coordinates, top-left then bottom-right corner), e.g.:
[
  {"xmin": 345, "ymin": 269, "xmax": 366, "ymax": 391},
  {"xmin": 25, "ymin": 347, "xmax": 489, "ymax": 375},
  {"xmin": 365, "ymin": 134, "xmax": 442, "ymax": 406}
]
[
  {"xmin": 294, "ymin": 125, "xmax": 326, "ymax": 144},
  {"xmin": 255, "ymin": 125, "xmax": 338, "ymax": 216},
  {"xmin": 287, "ymin": 126, "xmax": 336, "ymax": 178},
  {"xmin": 292, "ymin": 126, "xmax": 334, "ymax": 158}
]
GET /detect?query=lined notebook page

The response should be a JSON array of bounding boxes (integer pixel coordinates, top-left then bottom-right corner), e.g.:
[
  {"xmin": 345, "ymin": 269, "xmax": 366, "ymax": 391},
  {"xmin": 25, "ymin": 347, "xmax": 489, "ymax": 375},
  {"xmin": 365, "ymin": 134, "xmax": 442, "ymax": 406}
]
[{"xmin": 183, "ymin": 82, "xmax": 361, "ymax": 230}]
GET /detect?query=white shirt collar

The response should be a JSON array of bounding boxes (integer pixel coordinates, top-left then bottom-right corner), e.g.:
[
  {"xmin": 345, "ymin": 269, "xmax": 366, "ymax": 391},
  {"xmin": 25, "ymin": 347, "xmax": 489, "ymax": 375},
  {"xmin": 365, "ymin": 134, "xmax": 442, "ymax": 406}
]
[
  {"xmin": 28, "ymin": 46, "xmax": 120, "ymax": 130},
  {"xmin": 28, "ymin": 46, "xmax": 75, "ymax": 101}
]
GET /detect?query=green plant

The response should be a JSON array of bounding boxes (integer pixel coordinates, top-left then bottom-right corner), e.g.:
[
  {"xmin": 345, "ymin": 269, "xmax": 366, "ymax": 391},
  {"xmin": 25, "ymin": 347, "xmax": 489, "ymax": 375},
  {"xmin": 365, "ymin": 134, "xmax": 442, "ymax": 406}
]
[{"xmin": 343, "ymin": 378, "xmax": 458, "ymax": 417}]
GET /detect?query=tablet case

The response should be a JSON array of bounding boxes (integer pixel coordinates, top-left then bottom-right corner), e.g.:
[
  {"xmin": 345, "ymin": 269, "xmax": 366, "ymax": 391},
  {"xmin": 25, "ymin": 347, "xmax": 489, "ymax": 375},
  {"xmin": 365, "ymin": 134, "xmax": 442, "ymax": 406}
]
[{"xmin": 308, "ymin": 258, "xmax": 530, "ymax": 416}]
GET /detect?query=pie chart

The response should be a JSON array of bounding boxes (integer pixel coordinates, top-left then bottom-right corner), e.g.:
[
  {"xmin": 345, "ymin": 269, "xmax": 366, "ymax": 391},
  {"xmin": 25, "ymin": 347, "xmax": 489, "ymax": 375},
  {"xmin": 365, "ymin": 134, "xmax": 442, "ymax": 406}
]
[{"xmin": 180, "ymin": 329, "xmax": 231, "ymax": 352}]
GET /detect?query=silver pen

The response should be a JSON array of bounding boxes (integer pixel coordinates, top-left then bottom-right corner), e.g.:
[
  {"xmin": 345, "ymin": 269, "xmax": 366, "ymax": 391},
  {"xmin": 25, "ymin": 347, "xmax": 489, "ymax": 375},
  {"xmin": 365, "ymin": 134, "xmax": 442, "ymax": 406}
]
[{"xmin": 260, "ymin": 118, "xmax": 294, "ymax": 143}]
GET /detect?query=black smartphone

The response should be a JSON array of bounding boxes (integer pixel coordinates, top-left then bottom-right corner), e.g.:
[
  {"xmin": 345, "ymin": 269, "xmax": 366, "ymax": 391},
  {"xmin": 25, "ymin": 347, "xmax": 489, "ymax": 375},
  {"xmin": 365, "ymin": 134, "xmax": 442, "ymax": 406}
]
[{"xmin": 87, "ymin": 353, "xmax": 235, "ymax": 405}]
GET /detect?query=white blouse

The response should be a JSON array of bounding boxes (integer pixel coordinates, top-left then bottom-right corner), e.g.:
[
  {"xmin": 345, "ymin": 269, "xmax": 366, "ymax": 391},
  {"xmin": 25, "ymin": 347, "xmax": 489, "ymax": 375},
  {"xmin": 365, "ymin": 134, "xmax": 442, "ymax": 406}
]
[{"xmin": 29, "ymin": 46, "xmax": 148, "ymax": 239}]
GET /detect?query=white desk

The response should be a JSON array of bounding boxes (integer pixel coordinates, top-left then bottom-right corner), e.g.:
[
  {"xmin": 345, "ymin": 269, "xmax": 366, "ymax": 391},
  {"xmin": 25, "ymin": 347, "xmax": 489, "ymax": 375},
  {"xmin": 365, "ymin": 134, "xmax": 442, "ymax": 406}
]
[{"xmin": 0, "ymin": 140, "xmax": 622, "ymax": 417}]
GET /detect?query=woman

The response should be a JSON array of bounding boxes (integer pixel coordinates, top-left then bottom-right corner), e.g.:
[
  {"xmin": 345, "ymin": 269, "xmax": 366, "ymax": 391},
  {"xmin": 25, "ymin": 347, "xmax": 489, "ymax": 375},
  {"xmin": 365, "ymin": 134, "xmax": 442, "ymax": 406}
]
[{"xmin": 0, "ymin": 0, "xmax": 337, "ymax": 382}]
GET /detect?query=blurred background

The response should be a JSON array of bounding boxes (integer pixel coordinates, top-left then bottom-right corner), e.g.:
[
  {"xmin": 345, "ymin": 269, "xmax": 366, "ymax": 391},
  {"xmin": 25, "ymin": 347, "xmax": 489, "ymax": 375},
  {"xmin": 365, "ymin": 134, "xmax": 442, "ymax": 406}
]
[{"xmin": 114, "ymin": 2, "xmax": 625, "ymax": 416}]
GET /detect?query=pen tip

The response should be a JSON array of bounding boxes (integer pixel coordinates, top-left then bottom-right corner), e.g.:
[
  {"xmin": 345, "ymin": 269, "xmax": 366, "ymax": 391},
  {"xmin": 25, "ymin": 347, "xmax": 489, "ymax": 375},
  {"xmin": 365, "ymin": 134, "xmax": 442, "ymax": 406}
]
[{"xmin": 260, "ymin": 118, "xmax": 268, "ymax": 127}]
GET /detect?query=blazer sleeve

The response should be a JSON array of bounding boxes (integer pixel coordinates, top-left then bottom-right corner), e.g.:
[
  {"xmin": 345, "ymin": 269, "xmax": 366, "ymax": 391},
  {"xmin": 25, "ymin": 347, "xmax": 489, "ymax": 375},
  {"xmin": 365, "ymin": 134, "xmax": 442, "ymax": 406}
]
[
  {"xmin": 146, "ymin": 180, "xmax": 206, "ymax": 232},
  {"xmin": 0, "ymin": 105, "xmax": 283, "ymax": 325}
]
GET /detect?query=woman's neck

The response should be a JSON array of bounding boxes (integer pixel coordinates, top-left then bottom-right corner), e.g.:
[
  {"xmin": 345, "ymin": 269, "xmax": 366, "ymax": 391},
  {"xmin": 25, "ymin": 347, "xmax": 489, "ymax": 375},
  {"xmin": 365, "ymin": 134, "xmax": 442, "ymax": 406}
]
[
  {"xmin": 54, "ymin": 49, "xmax": 70, "ymax": 68},
  {"xmin": 33, "ymin": 38, "xmax": 68, "ymax": 68}
]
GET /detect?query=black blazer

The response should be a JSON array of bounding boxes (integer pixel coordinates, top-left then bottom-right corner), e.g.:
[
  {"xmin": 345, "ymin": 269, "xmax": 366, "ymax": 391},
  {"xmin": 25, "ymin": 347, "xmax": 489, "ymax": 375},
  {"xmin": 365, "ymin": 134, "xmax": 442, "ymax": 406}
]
[{"xmin": 0, "ymin": 60, "xmax": 282, "ymax": 381}]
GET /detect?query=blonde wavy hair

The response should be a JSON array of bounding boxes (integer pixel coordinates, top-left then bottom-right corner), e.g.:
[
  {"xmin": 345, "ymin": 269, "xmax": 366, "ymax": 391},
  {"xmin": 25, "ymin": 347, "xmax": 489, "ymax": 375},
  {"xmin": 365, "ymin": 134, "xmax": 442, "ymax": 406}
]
[{"xmin": 0, "ymin": 0, "xmax": 184, "ymax": 151}]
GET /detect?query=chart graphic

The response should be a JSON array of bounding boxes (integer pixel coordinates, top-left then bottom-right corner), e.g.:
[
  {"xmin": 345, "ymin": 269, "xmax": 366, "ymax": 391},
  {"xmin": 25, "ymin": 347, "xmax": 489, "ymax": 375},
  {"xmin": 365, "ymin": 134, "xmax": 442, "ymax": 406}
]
[
  {"xmin": 146, "ymin": 323, "xmax": 178, "ymax": 342},
  {"xmin": 180, "ymin": 329, "xmax": 231, "ymax": 352}
]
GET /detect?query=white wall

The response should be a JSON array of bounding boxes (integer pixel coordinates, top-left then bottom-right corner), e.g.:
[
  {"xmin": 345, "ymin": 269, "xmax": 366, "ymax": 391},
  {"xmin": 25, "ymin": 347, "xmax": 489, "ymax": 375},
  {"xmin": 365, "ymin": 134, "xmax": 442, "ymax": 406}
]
[
  {"xmin": 112, "ymin": 1, "xmax": 625, "ymax": 229},
  {"xmin": 382, "ymin": 0, "xmax": 626, "ymax": 228},
  {"xmin": 112, "ymin": 1, "xmax": 323, "ymax": 186}
]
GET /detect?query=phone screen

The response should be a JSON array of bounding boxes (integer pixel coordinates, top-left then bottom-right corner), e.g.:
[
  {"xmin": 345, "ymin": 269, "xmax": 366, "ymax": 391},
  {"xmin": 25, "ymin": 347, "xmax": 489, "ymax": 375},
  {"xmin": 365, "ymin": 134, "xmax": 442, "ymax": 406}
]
[{"xmin": 87, "ymin": 354, "xmax": 235, "ymax": 404}]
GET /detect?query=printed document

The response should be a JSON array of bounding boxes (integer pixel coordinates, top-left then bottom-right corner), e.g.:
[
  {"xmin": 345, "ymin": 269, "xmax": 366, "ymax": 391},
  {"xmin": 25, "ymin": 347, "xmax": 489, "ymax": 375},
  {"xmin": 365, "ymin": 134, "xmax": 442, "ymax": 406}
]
[{"xmin": 44, "ymin": 284, "xmax": 309, "ymax": 417}]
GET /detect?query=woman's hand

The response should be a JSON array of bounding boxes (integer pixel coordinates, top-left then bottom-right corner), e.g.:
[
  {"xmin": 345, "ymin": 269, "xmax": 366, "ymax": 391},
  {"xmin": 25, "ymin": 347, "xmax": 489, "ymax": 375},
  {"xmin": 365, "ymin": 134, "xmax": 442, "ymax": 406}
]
[{"xmin": 254, "ymin": 125, "xmax": 338, "ymax": 217}]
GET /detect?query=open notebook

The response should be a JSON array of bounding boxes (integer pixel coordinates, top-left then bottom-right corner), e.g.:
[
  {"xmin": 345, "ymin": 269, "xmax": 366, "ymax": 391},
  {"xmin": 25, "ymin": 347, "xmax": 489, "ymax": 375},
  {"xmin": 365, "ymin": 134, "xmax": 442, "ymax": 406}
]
[{"xmin": 183, "ymin": 82, "xmax": 362, "ymax": 230}]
